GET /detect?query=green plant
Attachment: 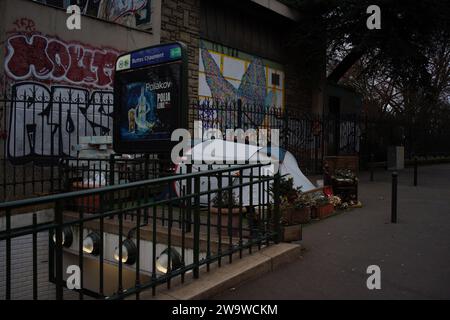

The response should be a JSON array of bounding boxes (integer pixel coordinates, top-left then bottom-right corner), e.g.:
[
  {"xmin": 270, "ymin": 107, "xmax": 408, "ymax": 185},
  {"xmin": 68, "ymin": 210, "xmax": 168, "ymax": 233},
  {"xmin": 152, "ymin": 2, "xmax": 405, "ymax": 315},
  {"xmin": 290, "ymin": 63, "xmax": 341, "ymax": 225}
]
[
  {"xmin": 271, "ymin": 175, "xmax": 302, "ymax": 202},
  {"xmin": 212, "ymin": 190, "xmax": 239, "ymax": 208},
  {"xmin": 311, "ymin": 192, "xmax": 330, "ymax": 207},
  {"xmin": 333, "ymin": 169, "xmax": 358, "ymax": 182},
  {"xmin": 292, "ymin": 193, "xmax": 313, "ymax": 209}
]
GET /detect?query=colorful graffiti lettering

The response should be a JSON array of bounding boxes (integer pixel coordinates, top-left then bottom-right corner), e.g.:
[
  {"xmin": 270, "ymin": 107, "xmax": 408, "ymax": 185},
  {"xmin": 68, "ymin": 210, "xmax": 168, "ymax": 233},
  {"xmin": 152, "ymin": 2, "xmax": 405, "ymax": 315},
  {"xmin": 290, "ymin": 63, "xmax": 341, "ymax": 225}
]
[
  {"xmin": 7, "ymin": 82, "xmax": 113, "ymax": 162},
  {"xmin": 3, "ymin": 23, "xmax": 121, "ymax": 161},
  {"xmin": 5, "ymin": 34, "xmax": 120, "ymax": 89}
]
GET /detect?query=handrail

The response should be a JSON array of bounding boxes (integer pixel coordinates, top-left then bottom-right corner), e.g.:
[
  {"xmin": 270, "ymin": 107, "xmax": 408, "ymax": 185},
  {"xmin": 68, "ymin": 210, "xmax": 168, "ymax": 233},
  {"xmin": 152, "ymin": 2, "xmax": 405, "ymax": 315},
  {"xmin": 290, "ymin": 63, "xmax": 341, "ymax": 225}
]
[{"xmin": 0, "ymin": 163, "xmax": 265, "ymax": 210}]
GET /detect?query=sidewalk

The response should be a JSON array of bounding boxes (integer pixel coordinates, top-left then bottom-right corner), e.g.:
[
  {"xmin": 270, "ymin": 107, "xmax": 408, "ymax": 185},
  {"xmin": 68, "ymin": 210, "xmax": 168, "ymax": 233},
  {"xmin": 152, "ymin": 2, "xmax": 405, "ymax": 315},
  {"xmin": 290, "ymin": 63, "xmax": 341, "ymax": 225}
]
[{"xmin": 214, "ymin": 164, "xmax": 450, "ymax": 300}]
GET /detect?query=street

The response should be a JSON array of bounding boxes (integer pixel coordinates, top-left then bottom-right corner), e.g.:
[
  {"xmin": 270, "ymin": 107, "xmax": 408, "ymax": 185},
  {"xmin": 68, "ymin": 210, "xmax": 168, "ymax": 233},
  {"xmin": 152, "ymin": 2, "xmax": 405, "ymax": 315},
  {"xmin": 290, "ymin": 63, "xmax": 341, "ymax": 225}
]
[{"xmin": 215, "ymin": 164, "xmax": 450, "ymax": 300}]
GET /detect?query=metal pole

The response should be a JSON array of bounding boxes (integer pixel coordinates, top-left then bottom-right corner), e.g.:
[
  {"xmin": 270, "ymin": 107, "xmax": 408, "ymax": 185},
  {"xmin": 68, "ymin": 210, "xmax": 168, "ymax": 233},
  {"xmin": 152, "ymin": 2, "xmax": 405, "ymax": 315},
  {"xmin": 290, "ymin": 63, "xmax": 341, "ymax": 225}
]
[
  {"xmin": 109, "ymin": 154, "xmax": 115, "ymax": 186},
  {"xmin": 391, "ymin": 172, "xmax": 398, "ymax": 224},
  {"xmin": 237, "ymin": 99, "xmax": 242, "ymax": 129},
  {"xmin": 414, "ymin": 157, "xmax": 418, "ymax": 187},
  {"xmin": 370, "ymin": 153, "xmax": 375, "ymax": 182},
  {"xmin": 193, "ymin": 176, "xmax": 201, "ymax": 279},
  {"xmin": 273, "ymin": 172, "xmax": 281, "ymax": 243},
  {"xmin": 186, "ymin": 164, "xmax": 192, "ymax": 233},
  {"xmin": 55, "ymin": 200, "xmax": 64, "ymax": 300}
]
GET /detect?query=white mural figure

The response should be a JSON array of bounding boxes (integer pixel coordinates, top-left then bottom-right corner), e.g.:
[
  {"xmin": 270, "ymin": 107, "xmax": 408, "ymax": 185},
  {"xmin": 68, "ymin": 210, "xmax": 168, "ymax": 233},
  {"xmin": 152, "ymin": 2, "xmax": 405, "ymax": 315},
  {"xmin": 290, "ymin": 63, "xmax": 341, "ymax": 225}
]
[{"xmin": 105, "ymin": 0, "xmax": 148, "ymax": 22}]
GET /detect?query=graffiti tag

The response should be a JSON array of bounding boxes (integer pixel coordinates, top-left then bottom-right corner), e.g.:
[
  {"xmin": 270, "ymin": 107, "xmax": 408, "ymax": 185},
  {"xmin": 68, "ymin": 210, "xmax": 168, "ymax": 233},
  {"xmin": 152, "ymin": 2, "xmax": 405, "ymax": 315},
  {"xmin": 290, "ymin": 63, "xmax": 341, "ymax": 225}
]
[
  {"xmin": 7, "ymin": 82, "xmax": 113, "ymax": 162},
  {"xmin": 5, "ymin": 34, "xmax": 120, "ymax": 89}
]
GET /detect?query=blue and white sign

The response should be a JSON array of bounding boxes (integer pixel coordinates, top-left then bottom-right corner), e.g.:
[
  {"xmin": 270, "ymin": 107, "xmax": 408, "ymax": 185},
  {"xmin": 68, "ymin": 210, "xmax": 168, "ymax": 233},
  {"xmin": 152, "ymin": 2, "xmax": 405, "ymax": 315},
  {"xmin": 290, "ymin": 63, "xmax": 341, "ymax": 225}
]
[
  {"xmin": 114, "ymin": 42, "xmax": 188, "ymax": 154},
  {"xmin": 116, "ymin": 43, "xmax": 183, "ymax": 71}
]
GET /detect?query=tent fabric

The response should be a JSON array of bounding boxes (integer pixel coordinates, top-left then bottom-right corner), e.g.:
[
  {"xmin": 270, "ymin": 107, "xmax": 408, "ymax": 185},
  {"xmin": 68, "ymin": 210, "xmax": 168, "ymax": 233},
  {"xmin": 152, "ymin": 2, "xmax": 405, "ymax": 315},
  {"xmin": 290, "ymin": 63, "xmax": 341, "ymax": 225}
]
[{"xmin": 174, "ymin": 140, "xmax": 316, "ymax": 206}]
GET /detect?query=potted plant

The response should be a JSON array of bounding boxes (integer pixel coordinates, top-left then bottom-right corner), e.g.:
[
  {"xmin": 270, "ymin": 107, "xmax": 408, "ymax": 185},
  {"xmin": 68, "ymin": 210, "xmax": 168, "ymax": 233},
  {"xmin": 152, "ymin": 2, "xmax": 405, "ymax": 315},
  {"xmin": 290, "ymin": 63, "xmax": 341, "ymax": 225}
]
[
  {"xmin": 280, "ymin": 218, "xmax": 303, "ymax": 242},
  {"xmin": 273, "ymin": 176, "xmax": 309, "ymax": 223},
  {"xmin": 332, "ymin": 169, "xmax": 359, "ymax": 186},
  {"xmin": 329, "ymin": 195, "xmax": 342, "ymax": 208},
  {"xmin": 271, "ymin": 176, "xmax": 311, "ymax": 242},
  {"xmin": 332, "ymin": 169, "xmax": 359, "ymax": 203},
  {"xmin": 311, "ymin": 192, "xmax": 335, "ymax": 220},
  {"xmin": 211, "ymin": 191, "xmax": 247, "ymax": 237},
  {"xmin": 285, "ymin": 193, "xmax": 313, "ymax": 224}
]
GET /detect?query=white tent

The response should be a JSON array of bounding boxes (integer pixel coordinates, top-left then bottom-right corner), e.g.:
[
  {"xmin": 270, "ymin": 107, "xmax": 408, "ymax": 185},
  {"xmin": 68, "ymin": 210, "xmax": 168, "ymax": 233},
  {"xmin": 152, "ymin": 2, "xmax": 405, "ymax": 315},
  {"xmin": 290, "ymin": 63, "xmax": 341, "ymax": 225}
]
[{"xmin": 174, "ymin": 140, "xmax": 316, "ymax": 206}]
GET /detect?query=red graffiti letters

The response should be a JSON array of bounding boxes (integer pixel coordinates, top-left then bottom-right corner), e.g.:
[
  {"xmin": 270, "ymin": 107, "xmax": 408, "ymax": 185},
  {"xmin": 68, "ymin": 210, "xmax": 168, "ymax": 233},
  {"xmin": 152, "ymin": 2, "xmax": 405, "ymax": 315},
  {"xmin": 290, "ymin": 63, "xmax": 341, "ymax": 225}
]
[
  {"xmin": 7, "ymin": 35, "xmax": 53, "ymax": 78},
  {"xmin": 5, "ymin": 34, "xmax": 120, "ymax": 89},
  {"xmin": 12, "ymin": 18, "xmax": 36, "ymax": 32}
]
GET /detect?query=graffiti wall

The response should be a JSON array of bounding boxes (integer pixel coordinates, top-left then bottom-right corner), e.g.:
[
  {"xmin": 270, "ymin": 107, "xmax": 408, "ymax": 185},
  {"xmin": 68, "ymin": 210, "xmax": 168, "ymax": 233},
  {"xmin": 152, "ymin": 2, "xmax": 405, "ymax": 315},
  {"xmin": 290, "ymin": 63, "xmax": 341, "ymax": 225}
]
[
  {"xmin": 34, "ymin": 0, "xmax": 152, "ymax": 28},
  {"xmin": 2, "ymin": 17, "xmax": 122, "ymax": 162},
  {"xmin": 5, "ymin": 33, "xmax": 118, "ymax": 88},
  {"xmin": 198, "ymin": 40, "xmax": 285, "ymax": 110},
  {"xmin": 102, "ymin": 0, "xmax": 150, "ymax": 25}
]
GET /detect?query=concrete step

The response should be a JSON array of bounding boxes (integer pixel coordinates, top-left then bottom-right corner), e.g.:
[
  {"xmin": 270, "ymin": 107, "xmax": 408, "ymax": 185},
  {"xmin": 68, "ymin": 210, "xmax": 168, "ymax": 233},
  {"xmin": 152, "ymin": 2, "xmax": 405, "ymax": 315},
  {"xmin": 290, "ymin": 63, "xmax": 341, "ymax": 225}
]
[{"xmin": 137, "ymin": 243, "xmax": 302, "ymax": 300}]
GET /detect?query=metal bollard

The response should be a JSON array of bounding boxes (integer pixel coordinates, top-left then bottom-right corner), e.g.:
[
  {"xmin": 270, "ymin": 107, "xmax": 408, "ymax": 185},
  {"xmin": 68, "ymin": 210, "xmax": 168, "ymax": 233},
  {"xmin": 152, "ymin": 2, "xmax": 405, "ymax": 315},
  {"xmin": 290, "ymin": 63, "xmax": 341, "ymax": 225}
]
[
  {"xmin": 414, "ymin": 157, "xmax": 418, "ymax": 187},
  {"xmin": 391, "ymin": 172, "xmax": 398, "ymax": 223},
  {"xmin": 370, "ymin": 153, "xmax": 375, "ymax": 182}
]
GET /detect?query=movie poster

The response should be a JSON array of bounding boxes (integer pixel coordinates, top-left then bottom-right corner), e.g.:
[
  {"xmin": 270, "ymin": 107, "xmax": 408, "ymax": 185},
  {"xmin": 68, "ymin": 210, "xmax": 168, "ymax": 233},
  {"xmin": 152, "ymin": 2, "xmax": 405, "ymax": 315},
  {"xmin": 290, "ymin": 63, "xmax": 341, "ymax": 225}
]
[{"xmin": 118, "ymin": 63, "xmax": 181, "ymax": 142}]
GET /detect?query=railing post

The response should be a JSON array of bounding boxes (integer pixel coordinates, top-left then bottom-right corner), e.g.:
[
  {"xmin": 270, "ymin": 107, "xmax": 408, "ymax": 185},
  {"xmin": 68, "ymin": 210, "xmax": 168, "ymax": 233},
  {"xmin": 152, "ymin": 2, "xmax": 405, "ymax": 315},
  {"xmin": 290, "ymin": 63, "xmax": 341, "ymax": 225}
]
[
  {"xmin": 54, "ymin": 200, "xmax": 64, "ymax": 300},
  {"xmin": 143, "ymin": 154, "xmax": 150, "ymax": 225},
  {"xmin": 58, "ymin": 158, "xmax": 64, "ymax": 192},
  {"xmin": 144, "ymin": 154, "xmax": 150, "ymax": 180},
  {"xmin": 273, "ymin": 172, "xmax": 282, "ymax": 243},
  {"xmin": 193, "ymin": 175, "xmax": 201, "ymax": 279},
  {"xmin": 283, "ymin": 108, "xmax": 289, "ymax": 150},
  {"xmin": 5, "ymin": 209, "xmax": 11, "ymax": 300},
  {"xmin": 32, "ymin": 213, "xmax": 38, "ymax": 300},
  {"xmin": 109, "ymin": 154, "xmax": 116, "ymax": 186},
  {"xmin": 391, "ymin": 172, "xmax": 398, "ymax": 224},
  {"xmin": 237, "ymin": 99, "xmax": 243, "ymax": 129},
  {"xmin": 108, "ymin": 155, "xmax": 116, "ymax": 219},
  {"xmin": 186, "ymin": 164, "xmax": 192, "ymax": 233}
]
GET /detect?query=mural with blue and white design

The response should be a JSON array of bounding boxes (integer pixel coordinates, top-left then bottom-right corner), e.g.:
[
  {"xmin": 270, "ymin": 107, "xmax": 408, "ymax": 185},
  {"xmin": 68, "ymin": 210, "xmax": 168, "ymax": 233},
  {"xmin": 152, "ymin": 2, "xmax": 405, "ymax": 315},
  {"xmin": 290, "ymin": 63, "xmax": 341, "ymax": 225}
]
[{"xmin": 198, "ymin": 41, "xmax": 285, "ymax": 119}]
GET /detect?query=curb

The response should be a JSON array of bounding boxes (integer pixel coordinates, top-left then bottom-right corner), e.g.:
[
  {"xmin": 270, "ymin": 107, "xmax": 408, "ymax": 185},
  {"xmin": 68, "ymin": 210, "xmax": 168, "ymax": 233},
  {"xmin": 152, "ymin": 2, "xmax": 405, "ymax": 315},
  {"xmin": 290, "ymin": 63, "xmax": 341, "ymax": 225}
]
[{"xmin": 139, "ymin": 243, "xmax": 302, "ymax": 300}]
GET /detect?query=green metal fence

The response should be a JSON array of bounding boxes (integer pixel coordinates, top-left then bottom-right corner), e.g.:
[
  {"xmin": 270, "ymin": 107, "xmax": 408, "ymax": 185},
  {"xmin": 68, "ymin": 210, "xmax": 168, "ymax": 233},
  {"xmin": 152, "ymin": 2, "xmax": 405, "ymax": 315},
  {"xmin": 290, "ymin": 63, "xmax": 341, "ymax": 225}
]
[{"xmin": 0, "ymin": 163, "xmax": 281, "ymax": 300}]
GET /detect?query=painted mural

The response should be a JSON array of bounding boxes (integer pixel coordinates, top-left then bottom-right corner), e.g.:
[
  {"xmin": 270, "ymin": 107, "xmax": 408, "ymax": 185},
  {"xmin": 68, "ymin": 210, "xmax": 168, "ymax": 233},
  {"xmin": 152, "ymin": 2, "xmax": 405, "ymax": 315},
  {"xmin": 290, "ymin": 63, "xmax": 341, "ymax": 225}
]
[
  {"xmin": 199, "ymin": 41, "xmax": 285, "ymax": 112},
  {"xmin": 103, "ymin": 0, "xmax": 149, "ymax": 23},
  {"xmin": 34, "ymin": 0, "xmax": 151, "ymax": 27},
  {"xmin": 3, "ymin": 19, "xmax": 122, "ymax": 162}
]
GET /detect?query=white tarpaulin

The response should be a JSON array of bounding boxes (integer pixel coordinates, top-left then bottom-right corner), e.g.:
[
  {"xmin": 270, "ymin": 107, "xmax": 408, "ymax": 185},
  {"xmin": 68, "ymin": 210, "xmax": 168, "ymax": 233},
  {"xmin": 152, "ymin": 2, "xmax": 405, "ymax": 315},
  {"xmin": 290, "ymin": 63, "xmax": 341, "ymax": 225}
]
[{"xmin": 174, "ymin": 140, "xmax": 316, "ymax": 206}]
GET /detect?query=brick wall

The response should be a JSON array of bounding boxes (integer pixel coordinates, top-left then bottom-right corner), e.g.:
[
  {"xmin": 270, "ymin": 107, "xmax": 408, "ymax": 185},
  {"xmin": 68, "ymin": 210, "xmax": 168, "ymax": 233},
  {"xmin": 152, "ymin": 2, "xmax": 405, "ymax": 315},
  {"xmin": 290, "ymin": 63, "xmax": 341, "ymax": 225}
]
[
  {"xmin": 283, "ymin": 34, "xmax": 326, "ymax": 113},
  {"xmin": 160, "ymin": 0, "xmax": 200, "ymax": 106},
  {"xmin": 285, "ymin": 66, "xmax": 313, "ymax": 112}
]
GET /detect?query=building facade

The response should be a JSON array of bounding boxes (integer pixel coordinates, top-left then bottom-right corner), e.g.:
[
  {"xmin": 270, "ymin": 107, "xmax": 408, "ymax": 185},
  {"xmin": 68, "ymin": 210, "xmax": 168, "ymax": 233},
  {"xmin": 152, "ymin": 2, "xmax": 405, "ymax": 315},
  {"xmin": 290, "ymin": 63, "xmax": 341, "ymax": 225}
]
[
  {"xmin": 3, "ymin": 0, "xmax": 325, "ymax": 108},
  {"xmin": 0, "ymin": 0, "xmax": 330, "ymax": 165}
]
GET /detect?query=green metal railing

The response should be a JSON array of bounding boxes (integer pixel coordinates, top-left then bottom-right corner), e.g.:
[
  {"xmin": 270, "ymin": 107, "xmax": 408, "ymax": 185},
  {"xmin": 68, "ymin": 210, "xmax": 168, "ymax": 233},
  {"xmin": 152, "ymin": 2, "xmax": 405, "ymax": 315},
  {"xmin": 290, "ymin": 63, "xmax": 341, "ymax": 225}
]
[{"xmin": 0, "ymin": 163, "xmax": 281, "ymax": 300}]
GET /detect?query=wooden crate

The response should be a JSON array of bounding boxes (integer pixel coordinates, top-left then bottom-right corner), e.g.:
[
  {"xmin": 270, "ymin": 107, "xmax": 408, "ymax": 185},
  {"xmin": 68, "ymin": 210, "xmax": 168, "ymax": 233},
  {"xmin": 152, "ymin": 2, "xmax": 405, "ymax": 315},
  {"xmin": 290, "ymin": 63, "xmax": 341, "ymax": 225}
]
[
  {"xmin": 313, "ymin": 203, "xmax": 335, "ymax": 220},
  {"xmin": 281, "ymin": 224, "xmax": 303, "ymax": 242},
  {"xmin": 324, "ymin": 156, "xmax": 359, "ymax": 175}
]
